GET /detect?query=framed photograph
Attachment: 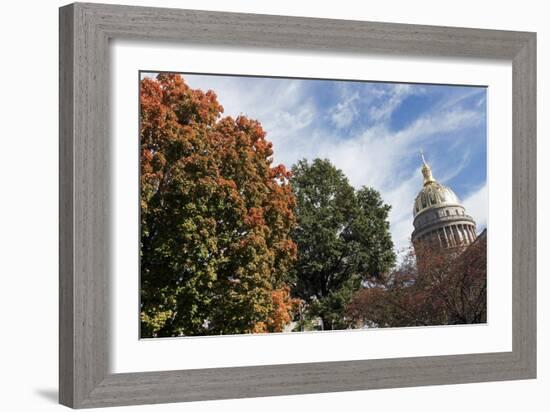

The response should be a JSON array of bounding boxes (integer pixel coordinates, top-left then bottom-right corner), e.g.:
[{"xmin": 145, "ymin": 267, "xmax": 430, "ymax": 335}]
[{"xmin": 59, "ymin": 2, "xmax": 536, "ymax": 408}]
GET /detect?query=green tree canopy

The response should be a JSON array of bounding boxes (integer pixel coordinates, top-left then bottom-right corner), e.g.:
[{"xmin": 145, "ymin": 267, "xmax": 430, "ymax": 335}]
[
  {"xmin": 290, "ymin": 158, "xmax": 395, "ymax": 329},
  {"xmin": 140, "ymin": 74, "xmax": 297, "ymax": 337}
]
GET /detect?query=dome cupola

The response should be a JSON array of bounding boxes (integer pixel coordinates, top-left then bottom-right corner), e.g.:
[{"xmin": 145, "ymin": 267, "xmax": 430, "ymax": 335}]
[{"xmin": 413, "ymin": 151, "xmax": 460, "ymax": 217}]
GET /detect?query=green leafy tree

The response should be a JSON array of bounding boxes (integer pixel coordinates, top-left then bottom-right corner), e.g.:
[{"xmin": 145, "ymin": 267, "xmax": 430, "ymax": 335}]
[
  {"xmin": 290, "ymin": 159, "xmax": 395, "ymax": 329},
  {"xmin": 140, "ymin": 74, "xmax": 297, "ymax": 337}
]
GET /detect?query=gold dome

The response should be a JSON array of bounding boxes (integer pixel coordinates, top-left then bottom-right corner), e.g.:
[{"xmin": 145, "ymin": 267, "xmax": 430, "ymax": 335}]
[{"xmin": 413, "ymin": 152, "xmax": 460, "ymax": 217}]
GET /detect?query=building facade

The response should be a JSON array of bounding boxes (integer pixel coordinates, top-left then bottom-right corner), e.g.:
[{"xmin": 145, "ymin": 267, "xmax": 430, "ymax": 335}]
[{"xmin": 412, "ymin": 153, "xmax": 477, "ymax": 265}]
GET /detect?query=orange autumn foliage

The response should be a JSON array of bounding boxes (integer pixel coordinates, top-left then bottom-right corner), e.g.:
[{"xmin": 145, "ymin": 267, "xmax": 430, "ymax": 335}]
[
  {"xmin": 140, "ymin": 74, "xmax": 297, "ymax": 337},
  {"xmin": 253, "ymin": 287, "xmax": 302, "ymax": 333}
]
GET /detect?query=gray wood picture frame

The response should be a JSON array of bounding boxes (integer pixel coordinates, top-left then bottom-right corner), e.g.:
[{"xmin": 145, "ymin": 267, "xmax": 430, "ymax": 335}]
[{"xmin": 59, "ymin": 2, "xmax": 536, "ymax": 409}]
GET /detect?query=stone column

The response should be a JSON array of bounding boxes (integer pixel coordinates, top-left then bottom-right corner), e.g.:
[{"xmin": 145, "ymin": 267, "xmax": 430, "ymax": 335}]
[
  {"xmin": 452, "ymin": 225, "xmax": 459, "ymax": 245},
  {"xmin": 459, "ymin": 224, "xmax": 467, "ymax": 244},
  {"xmin": 442, "ymin": 227, "xmax": 449, "ymax": 248},
  {"xmin": 457, "ymin": 225, "xmax": 464, "ymax": 245},
  {"xmin": 465, "ymin": 225, "xmax": 471, "ymax": 244},
  {"xmin": 445, "ymin": 226, "xmax": 455, "ymax": 247},
  {"xmin": 436, "ymin": 229, "xmax": 442, "ymax": 248},
  {"xmin": 463, "ymin": 226, "xmax": 469, "ymax": 244}
]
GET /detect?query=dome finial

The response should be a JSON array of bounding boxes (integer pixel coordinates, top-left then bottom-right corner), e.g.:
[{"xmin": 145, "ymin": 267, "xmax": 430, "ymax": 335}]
[{"xmin": 420, "ymin": 149, "xmax": 435, "ymax": 186}]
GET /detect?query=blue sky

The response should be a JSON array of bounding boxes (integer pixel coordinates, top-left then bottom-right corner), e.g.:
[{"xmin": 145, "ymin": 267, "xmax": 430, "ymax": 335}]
[{"xmin": 143, "ymin": 72, "xmax": 487, "ymax": 256}]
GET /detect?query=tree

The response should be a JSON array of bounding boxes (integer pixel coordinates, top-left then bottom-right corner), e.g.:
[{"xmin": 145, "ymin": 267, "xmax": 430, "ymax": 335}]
[
  {"xmin": 346, "ymin": 232, "xmax": 487, "ymax": 327},
  {"xmin": 139, "ymin": 74, "xmax": 297, "ymax": 337},
  {"xmin": 290, "ymin": 159, "xmax": 395, "ymax": 329}
]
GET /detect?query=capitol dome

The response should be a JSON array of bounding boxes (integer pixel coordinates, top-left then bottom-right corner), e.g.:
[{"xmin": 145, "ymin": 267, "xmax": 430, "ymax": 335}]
[
  {"xmin": 411, "ymin": 152, "xmax": 477, "ymax": 258},
  {"xmin": 413, "ymin": 166, "xmax": 461, "ymax": 217}
]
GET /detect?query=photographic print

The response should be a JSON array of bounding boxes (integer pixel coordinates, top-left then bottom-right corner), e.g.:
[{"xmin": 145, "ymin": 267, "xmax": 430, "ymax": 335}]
[{"xmin": 139, "ymin": 72, "xmax": 487, "ymax": 338}]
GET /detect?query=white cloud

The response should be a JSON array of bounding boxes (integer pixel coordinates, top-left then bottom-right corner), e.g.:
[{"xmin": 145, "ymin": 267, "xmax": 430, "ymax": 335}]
[
  {"xmin": 367, "ymin": 83, "xmax": 415, "ymax": 122},
  {"xmin": 462, "ymin": 184, "xmax": 488, "ymax": 232},
  {"xmin": 330, "ymin": 86, "xmax": 359, "ymax": 128},
  {"xmin": 439, "ymin": 87, "xmax": 485, "ymax": 111}
]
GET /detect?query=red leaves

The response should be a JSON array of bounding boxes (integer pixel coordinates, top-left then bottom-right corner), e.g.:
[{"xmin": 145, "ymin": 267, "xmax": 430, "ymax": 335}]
[
  {"xmin": 346, "ymin": 237, "xmax": 487, "ymax": 327},
  {"xmin": 244, "ymin": 207, "xmax": 266, "ymax": 227}
]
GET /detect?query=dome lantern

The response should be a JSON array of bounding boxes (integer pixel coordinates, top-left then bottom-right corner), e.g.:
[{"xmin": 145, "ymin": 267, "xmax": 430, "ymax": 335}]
[{"xmin": 420, "ymin": 150, "xmax": 436, "ymax": 186}]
